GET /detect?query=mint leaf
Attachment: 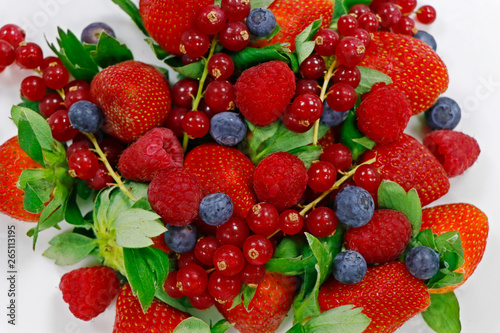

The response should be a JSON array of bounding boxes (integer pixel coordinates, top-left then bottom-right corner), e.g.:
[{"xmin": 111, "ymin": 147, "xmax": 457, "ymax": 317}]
[
  {"xmin": 165, "ymin": 57, "xmax": 205, "ymax": 79},
  {"xmin": 64, "ymin": 186, "xmax": 86, "ymax": 226},
  {"xmin": 43, "ymin": 233, "xmax": 97, "ymax": 265},
  {"xmin": 250, "ymin": 0, "xmax": 275, "ymax": 10},
  {"xmin": 355, "ymin": 66, "xmax": 393, "ymax": 95},
  {"xmin": 110, "ymin": 0, "xmax": 149, "ymax": 37},
  {"xmin": 173, "ymin": 318, "xmax": 211, "ymax": 333},
  {"xmin": 340, "ymin": 109, "xmax": 370, "ymax": 160},
  {"xmin": 89, "ymin": 32, "xmax": 134, "ymax": 68},
  {"xmin": 230, "ymin": 44, "xmax": 292, "ymax": 72},
  {"xmin": 422, "ymin": 292, "xmax": 461, "ymax": 333},
  {"xmin": 113, "ymin": 208, "xmax": 166, "ymax": 248},
  {"xmin": 295, "ymin": 19, "xmax": 323, "ymax": 64},
  {"xmin": 210, "ymin": 320, "xmax": 233, "ymax": 333},
  {"xmin": 303, "ymin": 305, "xmax": 371, "ymax": 333},
  {"xmin": 377, "ymin": 180, "xmax": 422, "ymax": 236}
]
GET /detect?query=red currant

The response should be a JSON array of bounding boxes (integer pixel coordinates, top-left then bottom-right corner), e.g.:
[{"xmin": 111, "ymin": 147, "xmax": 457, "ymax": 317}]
[
  {"xmin": 68, "ymin": 149, "xmax": 99, "ymax": 179},
  {"xmin": 172, "ymin": 78, "xmax": 199, "ymax": 108},
  {"xmin": 357, "ymin": 12, "xmax": 380, "ymax": 33},
  {"xmin": 20, "ymin": 76, "xmax": 47, "ymax": 102},
  {"xmin": 213, "ymin": 244, "xmax": 245, "ymax": 276},
  {"xmin": 295, "ymin": 79, "xmax": 321, "ymax": 98},
  {"xmin": 354, "ymin": 164, "xmax": 382, "ymax": 192},
  {"xmin": 396, "ymin": 0, "xmax": 417, "ymax": 14},
  {"xmin": 333, "ymin": 65, "xmax": 361, "ymax": 88},
  {"xmin": 208, "ymin": 271, "xmax": 241, "ymax": 302},
  {"xmin": 238, "ymin": 263, "xmax": 266, "ymax": 286},
  {"xmin": 246, "ymin": 203, "xmax": 280, "ymax": 237},
  {"xmin": 204, "ymin": 80, "xmax": 235, "ymax": 112},
  {"xmin": 282, "ymin": 104, "xmax": 313, "ymax": 133},
  {"xmin": 178, "ymin": 250, "xmax": 205, "ymax": 268},
  {"xmin": 338, "ymin": 15, "xmax": 359, "ymax": 36},
  {"xmin": 416, "ymin": 5, "xmax": 437, "ymax": 24},
  {"xmin": 326, "ymin": 82, "xmax": 357, "ymax": 112},
  {"xmin": 165, "ymin": 107, "xmax": 188, "ymax": 137},
  {"xmin": 307, "ymin": 161, "xmax": 337, "ymax": 192},
  {"xmin": 377, "ymin": 3, "xmax": 402, "ymax": 28},
  {"xmin": 64, "ymin": 89, "xmax": 91, "ymax": 110},
  {"xmin": 99, "ymin": 138, "xmax": 125, "ymax": 167},
  {"xmin": 193, "ymin": 215, "xmax": 218, "ymax": 236},
  {"xmin": 67, "ymin": 141, "xmax": 91, "ymax": 159},
  {"xmin": 392, "ymin": 16, "xmax": 416, "ymax": 35},
  {"xmin": 369, "ymin": 0, "xmax": 396, "ymax": 12},
  {"xmin": 195, "ymin": 236, "xmax": 219, "ymax": 266},
  {"xmin": 289, "ymin": 93, "xmax": 323, "ymax": 127},
  {"xmin": 39, "ymin": 56, "xmax": 63, "ymax": 71},
  {"xmin": 243, "ymin": 235, "xmax": 273, "ymax": 266},
  {"xmin": 221, "ymin": 0, "xmax": 251, "ymax": 22},
  {"xmin": 182, "ymin": 111, "xmax": 210, "ymax": 138},
  {"xmin": 0, "ymin": 24, "xmax": 25, "ymax": 48},
  {"xmin": 313, "ymin": 28, "xmax": 340, "ymax": 57},
  {"xmin": 64, "ymin": 80, "xmax": 90, "ymax": 94},
  {"xmin": 306, "ymin": 207, "xmax": 338, "ymax": 237},
  {"xmin": 280, "ymin": 210, "xmax": 304, "ymax": 235},
  {"xmin": 219, "ymin": 21, "xmax": 250, "ymax": 52},
  {"xmin": 0, "ymin": 40, "xmax": 15, "ymax": 67},
  {"xmin": 300, "ymin": 54, "xmax": 326, "ymax": 80},
  {"xmin": 196, "ymin": 5, "xmax": 227, "ymax": 35},
  {"xmin": 335, "ymin": 37, "xmax": 366, "ymax": 67},
  {"xmin": 198, "ymin": 99, "xmax": 217, "ymax": 119},
  {"xmin": 216, "ymin": 216, "xmax": 249, "ymax": 248},
  {"xmin": 320, "ymin": 143, "xmax": 353, "ymax": 171},
  {"xmin": 189, "ymin": 290, "xmax": 214, "ymax": 310},
  {"xmin": 180, "ymin": 29, "xmax": 210, "ymax": 58},
  {"xmin": 181, "ymin": 54, "xmax": 202, "ymax": 65},
  {"xmin": 350, "ymin": 28, "xmax": 371, "ymax": 48},
  {"xmin": 39, "ymin": 92, "xmax": 64, "ymax": 118},
  {"xmin": 86, "ymin": 162, "xmax": 113, "ymax": 190},
  {"xmin": 43, "ymin": 64, "xmax": 70, "ymax": 90},
  {"xmin": 177, "ymin": 264, "xmax": 208, "ymax": 297},
  {"xmin": 164, "ymin": 271, "xmax": 184, "ymax": 299},
  {"xmin": 48, "ymin": 110, "xmax": 79, "ymax": 142},
  {"xmin": 15, "ymin": 42, "xmax": 43, "ymax": 69},
  {"xmin": 208, "ymin": 53, "xmax": 235, "ymax": 80},
  {"xmin": 349, "ymin": 4, "xmax": 371, "ymax": 17}
]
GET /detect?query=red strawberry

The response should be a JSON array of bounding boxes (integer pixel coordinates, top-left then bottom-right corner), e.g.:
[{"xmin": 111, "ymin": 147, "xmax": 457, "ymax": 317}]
[
  {"xmin": 216, "ymin": 273, "xmax": 297, "ymax": 333},
  {"xmin": 90, "ymin": 61, "xmax": 171, "ymax": 143},
  {"xmin": 139, "ymin": 0, "xmax": 212, "ymax": 56},
  {"xmin": 184, "ymin": 143, "xmax": 257, "ymax": 218},
  {"xmin": 362, "ymin": 133, "xmax": 450, "ymax": 207},
  {"xmin": 423, "ymin": 130, "xmax": 480, "ymax": 177},
  {"xmin": 421, "ymin": 203, "xmax": 488, "ymax": 294},
  {"xmin": 59, "ymin": 266, "xmax": 120, "ymax": 321},
  {"xmin": 251, "ymin": 0, "xmax": 334, "ymax": 51},
  {"xmin": 318, "ymin": 261, "xmax": 430, "ymax": 333},
  {"xmin": 0, "ymin": 136, "xmax": 42, "ymax": 222},
  {"xmin": 113, "ymin": 284, "xmax": 190, "ymax": 332},
  {"xmin": 360, "ymin": 32, "xmax": 449, "ymax": 115}
]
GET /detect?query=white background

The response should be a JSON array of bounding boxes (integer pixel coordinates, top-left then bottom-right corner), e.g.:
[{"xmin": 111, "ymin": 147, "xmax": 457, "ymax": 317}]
[{"xmin": 0, "ymin": 0, "xmax": 500, "ymax": 332}]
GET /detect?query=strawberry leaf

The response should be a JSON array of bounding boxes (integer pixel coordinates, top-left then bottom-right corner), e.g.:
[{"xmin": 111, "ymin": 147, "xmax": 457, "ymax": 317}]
[
  {"xmin": 18, "ymin": 169, "xmax": 55, "ymax": 214},
  {"xmin": 250, "ymin": 0, "xmax": 276, "ymax": 10},
  {"xmin": 377, "ymin": 180, "xmax": 422, "ymax": 236},
  {"xmin": 422, "ymin": 292, "xmax": 461, "ymax": 333},
  {"xmin": 267, "ymin": 22, "xmax": 282, "ymax": 40},
  {"xmin": 342, "ymin": 0, "xmax": 371, "ymax": 12},
  {"xmin": 113, "ymin": 208, "xmax": 166, "ymax": 248},
  {"xmin": 340, "ymin": 109, "xmax": 371, "ymax": 160},
  {"xmin": 351, "ymin": 136, "xmax": 376, "ymax": 150},
  {"xmin": 154, "ymin": 288, "xmax": 190, "ymax": 312},
  {"xmin": 330, "ymin": 0, "xmax": 347, "ymax": 27},
  {"xmin": 210, "ymin": 320, "xmax": 233, "ymax": 333},
  {"xmin": 230, "ymin": 44, "xmax": 294, "ymax": 72},
  {"xmin": 110, "ymin": 0, "xmax": 150, "ymax": 37},
  {"xmin": 295, "ymin": 18, "xmax": 323, "ymax": 64},
  {"xmin": 301, "ymin": 305, "xmax": 371, "ymax": 333},
  {"xmin": 172, "ymin": 317, "xmax": 211, "ymax": 333},
  {"xmin": 145, "ymin": 38, "xmax": 170, "ymax": 61},
  {"xmin": 165, "ymin": 57, "xmax": 205, "ymax": 80},
  {"xmin": 242, "ymin": 285, "xmax": 257, "ymax": 311},
  {"xmin": 18, "ymin": 96, "xmax": 40, "ymax": 114},
  {"xmin": 43, "ymin": 233, "xmax": 97, "ymax": 266},
  {"xmin": 355, "ymin": 66, "xmax": 393, "ymax": 95},
  {"xmin": 88, "ymin": 32, "xmax": 134, "ymax": 68},
  {"xmin": 63, "ymin": 186, "xmax": 86, "ymax": 226}
]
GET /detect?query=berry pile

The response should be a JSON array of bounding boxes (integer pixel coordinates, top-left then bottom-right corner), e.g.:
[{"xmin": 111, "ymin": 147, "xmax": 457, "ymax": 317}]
[{"xmin": 0, "ymin": 0, "xmax": 489, "ymax": 332}]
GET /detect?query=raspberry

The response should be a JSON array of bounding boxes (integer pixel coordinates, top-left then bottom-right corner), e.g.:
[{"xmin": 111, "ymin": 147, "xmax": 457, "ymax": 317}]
[
  {"xmin": 423, "ymin": 130, "xmax": 480, "ymax": 178},
  {"xmin": 356, "ymin": 85, "xmax": 412, "ymax": 143},
  {"xmin": 235, "ymin": 60, "xmax": 295, "ymax": 126},
  {"xmin": 59, "ymin": 266, "xmax": 120, "ymax": 321},
  {"xmin": 118, "ymin": 127, "xmax": 183, "ymax": 182},
  {"xmin": 253, "ymin": 152, "xmax": 308, "ymax": 211},
  {"xmin": 344, "ymin": 209, "xmax": 413, "ymax": 264},
  {"xmin": 148, "ymin": 168, "xmax": 203, "ymax": 226}
]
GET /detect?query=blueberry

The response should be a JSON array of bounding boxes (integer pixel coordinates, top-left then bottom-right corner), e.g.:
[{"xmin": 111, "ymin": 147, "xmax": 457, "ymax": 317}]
[
  {"xmin": 334, "ymin": 186, "xmax": 374, "ymax": 228},
  {"xmin": 199, "ymin": 192, "xmax": 234, "ymax": 226},
  {"xmin": 413, "ymin": 30, "xmax": 437, "ymax": 51},
  {"xmin": 81, "ymin": 22, "xmax": 116, "ymax": 44},
  {"xmin": 333, "ymin": 250, "xmax": 367, "ymax": 284},
  {"xmin": 246, "ymin": 8, "xmax": 277, "ymax": 37},
  {"xmin": 405, "ymin": 246, "xmax": 440, "ymax": 279},
  {"xmin": 320, "ymin": 100, "xmax": 349, "ymax": 127},
  {"xmin": 164, "ymin": 224, "xmax": 197, "ymax": 254},
  {"xmin": 424, "ymin": 97, "xmax": 461, "ymax": 130},
  {"xmin": 209, "ymin": 112, "xmax": 247, "ymax": 146},
  {"xmin": 68, "ymin": 101, "xmax": 104, "ymax": 133}
]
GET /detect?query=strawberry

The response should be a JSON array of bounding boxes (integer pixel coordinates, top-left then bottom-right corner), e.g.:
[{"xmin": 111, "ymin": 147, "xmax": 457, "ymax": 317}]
[
  {"xmin": 251, "ymin": 0, "xmax": 334, "ymax": 51},
  {"xmin": 216, "ymin": 273, "xmax": 297, "ymax": 333},
  {"xmin": 113, "ymin": 284, "xmax": 190, "ymax": 333},
  {"xmin": 360, "ymin": 31, "xmax": 449, "ymax": 115},
  {"xmin": 139, "ymin": 0, "xmax": 213, "ymax": 56},
  {"xmin": 0, "ymin": 136, "xmax": 42, "ymax": 222},
  {"xmin": 184, "ymin": 143, "xmax": 257, "ymax": 218},
  {"xmin": 421, "ymin": 203, "xmax": 488, "ymax": 293},
  {"xmin": 318, "ymin": 261, "xmax": 430, "ymax": 333},
  {"xmin": 362, "ymin": 133, "xmax": 450, "ymax": 207},
  {"xmin": 90, "ymin": 60, "xmax": 171, "ymax": 143}
]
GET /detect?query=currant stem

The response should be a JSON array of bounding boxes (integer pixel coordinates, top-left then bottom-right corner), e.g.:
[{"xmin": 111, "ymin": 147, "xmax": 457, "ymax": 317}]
[
  {"xmin": 299, "ymin": 157, "xmax": 376, "ymax": 217},
  {"xmin": 84, "ymin": 132, "xmax": 136, "ymax": 201},
  {"xmin": 312, "ymin": 57, "xmax": 338, "ymax": 146}
]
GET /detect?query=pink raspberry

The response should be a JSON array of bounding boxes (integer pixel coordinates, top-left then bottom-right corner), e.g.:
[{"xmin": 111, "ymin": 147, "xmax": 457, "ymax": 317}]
[
  {"xmin": 118, "ymin": 127, "xmax": 183, "ymax": 182},
  {"xmin": 253, "ymin": 152, "xmax": 308, "ymax": 211},
  {"xmin": 235, "ymin": 60, "xmax": 296, "ymax": 126},
  {"xmin": 423, "ymin": 130, "xmax": 480, "ymax": 177},
  {"xmin": 59, "ymin": 266, "xmax": 120, "ymax": 321},
  {"xmin": 148, "ymin": 167, "xmax": 203, "ymax": 226},
  {"xmin": 356, "ymin": 85, "xmax": 412, "ymax": 143}
]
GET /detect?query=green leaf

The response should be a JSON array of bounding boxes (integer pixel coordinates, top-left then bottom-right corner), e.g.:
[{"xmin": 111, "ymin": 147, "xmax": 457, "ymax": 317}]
[
  {"xmin": 250, "ymin": 0, "xmax": 275, "ymax": 10},
  {"xmin": 145, "ymin": 38, "xmax": 170, "ymax": 61},
  {"xmin": 247, "ymin": 120, "xmax": 280, "ymax": 161},
  {"xmin": 351, "ymin": 136, "xmax": 376, "ymax": 150},
  {"xmin": 110, "ymin": 0, "xmax": 150, "ymax": 37},
  {"xmin": 435, "ymin": 232, "xmax": 464, "ymax": 271},
  {"xmin": 113, "ymin": 208, "xmax": 166, "ymax": 248},
  {"xmin": 426, "ymin": 270, "xmax": 463, "ymax": 290},
  {"xmin": 342, "ymin": 0, "xmax": 371, "ymax": 11},
  {"xmin": 274, "ymin": 236, "xmax": 306, "ymax": 258},
  {"xmin": 23, "ymin": 182, "xmax": 46, "ymax": 213},
  {"xmin": 76, "ymin": 179, "xmax": 94, "ymax": 200},
  {"xmin": 340, "ymin": 109, "xmax": 369, "ymax": 160},
  {"xmin": 214, "ymin": 0, "xmax": 222, "ymax": 6},
  {"xmin": 230, "ymin": 44, "xmax": 292, "ymax": 72},
  {"xmin": 242, "ymin": 285, "xmax": 257, "ymax": 311},
  {"xmin": 268, "ymin": 22, "xmax": 282, "ymax": 39},
  {"xmin": 18, "ymin": 114, "xmax": 44, "ymax": 165},
  {"xmin": 89, "ymin": 32, "xmax": 134, "ymax": 68},
  {"xmin": 64, "ymin": 186, "xmax": 86, "ymax": 226},
  {"xmin": 17, "ymin": 97, "xmax": 40, "ymax": 114},
  {"xmin": 287, "ymin": 323, "xmax": 306, "ymax": 333},
  {"xmin": 11, "ymin": 106, "xmax": 56, "ymax": 154},
  {"xmin": 355, "ymin": 66, "xmax": 393, "ymax": 96},
  {"xmin": 302, "ymin": 305, "xmax": 371, "ymax": 333},
  {"xmin": 377, "ymin": 180, "xmax": 422, "ymax": 236},
  {"xmin": 43, "ymin": 233, "xmax": 97, "ymax": 266},
  {"xmin": 288, "ymin": 145, "xmax": 323, "ymax": 169},
  {"xmin": 173, "ymin": 317, "xmax": 211, "ymax": 333},
  {"xmin": 154, "ymin": 288, "xmax": 189, "ymax": 312},
  {"xmin": 331, "ymin": 0, "xmax": 347, "ymax": 24},
  {"xmin": 165, "ymin": 57, "xmax": 205, "ymax": 79},
  {"xmin": 266, "ymin": 254, "xmax": 316, "ymax": 275},
  {"xmin": 210, "ymin": 320, "xmax": 233, "ymax": 333},
  {"xmin": 295, "ymin": 19, "xmax": 323, "ymax": 64},
  {"xmin": 422, "ymin": 292, "xmax": 461, "ymax": 333}
]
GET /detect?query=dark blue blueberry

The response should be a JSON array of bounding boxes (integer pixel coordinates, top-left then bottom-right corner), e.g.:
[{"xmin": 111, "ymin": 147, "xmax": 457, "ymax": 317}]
[
  {"xmin": 405, "ymin": 246, "xmax": 440, "ymax": 279},
  {"xmin": 320, "ymin": 100, "xmax": 349, "ymax": 127},
  {"xmin": 413, "ymin": 30, "xmax": 437, "ymax": 51},
  {"xmin": 81, "ymin": 22, "xmax": 116, "ymax": 44},
  {"xmin": 333, "ymin": 250, "xmax": 367, "ymax": 284},
  {"xmin": 424, "ymin": 97, "xmax": 461, "ymax": 130},
  {"xmin": 246, "ymin": 8, "xmax": 277, "ymax": 37},
  {"xmin": 163, "ymin": 224, "xmax": 197, "ymax": 254},
  {"xmin": 68, "ymin": 101, "xmax": 104, "ymax": 133},
  {"xmin": 334, "ymin": 186, "xmax": 374, "ymax": 228},
  {"xmin": 209, "ymin": 112, "xmax": 247, "ymax": 146},
  {"xmin": 199, "ymin": 192, "xmax": 234, "ymax": 226}
]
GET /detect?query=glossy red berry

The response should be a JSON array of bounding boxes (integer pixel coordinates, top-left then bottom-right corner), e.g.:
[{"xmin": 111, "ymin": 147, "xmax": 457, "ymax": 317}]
[
  {"xmin": 67, "ymin": 141, "xmax": 91, "ymax": 159},
  {"xmin": 295, "ymin": 79, "xmax": 321, "ymax": 98},
  {"xmin": 213, "ymin": 244, "xmax": 245, "ymax": 276},
  {"xmin": 306, "ymin": 207, "xmax": 338, "ymax": 237},
  {"xmin": 243, "ymin": 235, "xmax": 273, "ymax": 266},
  {"xmin": 39, "ymin": 93, "xmax": 65, "ymax": 118},
  {"xmin": 48, "ymin": 110, "xmax": 79, "ymax": 142},
  {"xmin": 354, "ymin": 164, "xmax": 382, "ymax": 192},
  {"xmin": 64, "ymin": 89, "xmax": 91, "ymax": 110},
  {"xmin": 204, "ymin": 80, "xmax": 235, "ymax": 112},
  {"xmin": 180, "ymin": 29, "xmax": 210, "ymax": 58},
  {"xmin": 246, "ymin": 203, "xmax": 280, "ymax": 237},
  {"xmin": 307, "ymin": 161, "xmax": 337, "ymax": 192},
  {"xmin": 43, "ymin": 64, "xmax": 70, "ymax": 90},
  {"xmin": 195, "ymin": 236, "xmax": 219, "ymax": 266},
  {"xmin": 208, "ymin": 271, "xmax": 241, "ymax": 301},
  {"xmin": 177, "ymin": 264, "xmax": 208, "ymax": 297},
  {"xmin": 99, "ymin": 138, "xmax": 125, "ymax": 167},
  {"xmin": 280, "ymin": 210, "xmax": 304, "ymax": 235},
  {"xmin": 189, "ymin": 290, "xmax": 215, "ymax": 310},
  {"xmin": 288, "ymin": 93, "xmax": 323, "ymax": 128},
  {"xmin": 369, "ymin": 0, "xmax": 397, "ymax": 12},
  {"xmin": 326, "ymin": 82, "xmax": 357, "ymax": 112},
  {"xmin": 182, "ymin": 54, "xmax": 202, "ymax": 65},
  {"xmin": 0, "ymin": 24, "xmax": 25, "ymax": 48},
  {"xmin": 216, "ymin": 216, "xmax": 250, "ymax": 248},
  {"xmin": 313, "ymin": 28, "xmax": 340, "ymax": 57},
  {"xmin": 165, "ymin": 107, "xmax": 188, "ymax": 137},
  {"xmin": 221, "ymin": 0, "xmax": 251, "ymax": 22},
  {"xmin": 350, "ymin": 28, "xmax": 371, "ymax": 48},
  {"xmin": 64, "ymin": 80, "xmax": 90, "ymax": 94},
  {"xmin": 198, "ymin": 99, "xmax": 217, "ymax": 119},
  {"xmin": 40, "ymin": 56, "xmax": 63, "ymax": 71},
  {"xmin": 182, "ymin": 111, "xmax": 210, "ymax": 138},
  {"xmin": 20, "ymin": 76, "xmax": 46, "ymax": 102},
  {"xmin": 68, "ymin": 149, "xmax": 99, "ymax": 179},
  {"xmin": 416, "ymin": 5, "xmax": 437, "ymax": 24},
  {"xmin": 219, "ymin": 21, "xmax": 250, "ymax": 51},
  {"xmin": 238, "ymin": 263, "xmax": 266, "ymax": 286},
  {"xmin": 172, "ymin": 78, "xmax": 199, "ymax": 108},
  {"xmin": 337, "ymin": 15, "xmax": 359, "ymax": 36},
  {"xmin": 349, "ymin": 4, "xmax": 371, "ymax": 17},
  {"xmin": 282, "ymin": 105, "xmax": 313, "ymax": 133},
  {"xmin": 392, "ymin": 16, "xmax": 416, "ymax": 35},
  {"xmin": 377, "ymin": 3, "xmax": 402, "ymax": 28},
  {"xmin": 0, "ymin": 40, "xmax": 15, "ymax": 67},
  {"xmin": 15, "ymin": 42, "xmax": 43, "ymax": 69},
  {"xmin": 333, "ymin": 65, "xmax": 361, "ymax": 88},
  {"xmin": 357, "ymin": 12, "xmax": 380, "ymax": 33},
  {"xmin": 178, "ymin": 250, "xmax": 205, "ymax": 269},
  {"xmin": 196, "ymin": 5, "xmax": 227, "ymax": 35},
  {"xmin": 208, "ymin": 53, "xmax": 234, "ymax": 80},
  {"xmin": 396, "ymin": 0, "xmax": 417, "ymax": 14},
  {"xmin": 86, "ymin": 162, "xmax": 113, "ymax": 190},
  {"xmin": 164, "ymin": 271, "xmax": 184, "ymax": 299},
  {"xmin": 300, "ymin": 54, "xmax": 326, "ymax": 80},
  {"xmin": 335, "ymin": 37, "xmax": 366, "ymax": 67},
  {"xmin": 320, "ymin": 143, "xmax": 353, "ymax": 171}
]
